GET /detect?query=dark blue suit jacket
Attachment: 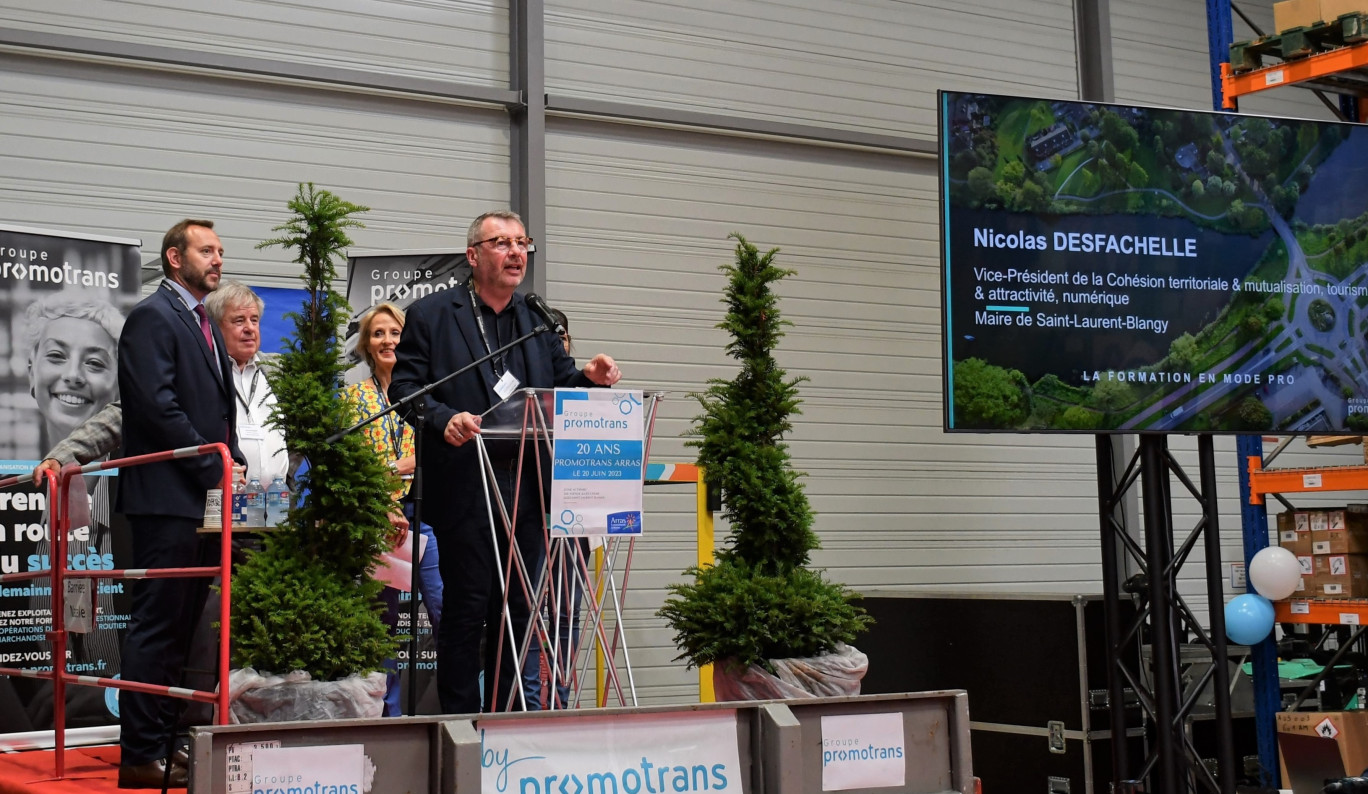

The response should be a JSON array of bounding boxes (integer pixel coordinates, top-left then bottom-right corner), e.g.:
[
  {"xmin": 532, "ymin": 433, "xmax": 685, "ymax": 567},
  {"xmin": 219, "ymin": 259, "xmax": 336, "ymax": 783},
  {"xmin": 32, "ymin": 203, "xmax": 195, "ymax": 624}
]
[
  {"xmin": 116, "ymin": 281, "xmax": 243, "ymax": 519},
  {"xmin": 389, "ymin": 288, "xmax": 590, "ymax": 517}
]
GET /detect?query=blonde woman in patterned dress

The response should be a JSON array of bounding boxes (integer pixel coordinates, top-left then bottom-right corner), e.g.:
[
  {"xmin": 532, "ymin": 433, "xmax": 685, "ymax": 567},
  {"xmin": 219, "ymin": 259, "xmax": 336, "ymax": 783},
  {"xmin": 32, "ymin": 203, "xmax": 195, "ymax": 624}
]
[{"xmin": 342, "ymin": 302, "xmax": 443, "ymax": 716}]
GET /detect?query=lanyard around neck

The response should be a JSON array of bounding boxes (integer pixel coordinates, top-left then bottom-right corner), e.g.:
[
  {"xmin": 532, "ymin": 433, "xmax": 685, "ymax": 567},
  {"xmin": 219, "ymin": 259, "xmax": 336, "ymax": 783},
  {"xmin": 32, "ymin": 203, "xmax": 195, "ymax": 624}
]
[
  {"xmin": 372, "ymin": 376, "xmax": 405, "ymax": 460},
  {"xmin": 236, "ymin": 365, "xmax": 262, "ymax": 414},
  {"xmin": 468, "ymin": 286, "xmax": 506, "ymax": 378}
]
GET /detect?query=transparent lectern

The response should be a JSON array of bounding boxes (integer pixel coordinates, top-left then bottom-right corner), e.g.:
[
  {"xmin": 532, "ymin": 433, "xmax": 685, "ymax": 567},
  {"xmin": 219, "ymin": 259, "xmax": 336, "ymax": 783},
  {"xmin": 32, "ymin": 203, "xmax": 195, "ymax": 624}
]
[{"xmin": 473, "ymin": 387, "xmax": 661, "ymax": 710}]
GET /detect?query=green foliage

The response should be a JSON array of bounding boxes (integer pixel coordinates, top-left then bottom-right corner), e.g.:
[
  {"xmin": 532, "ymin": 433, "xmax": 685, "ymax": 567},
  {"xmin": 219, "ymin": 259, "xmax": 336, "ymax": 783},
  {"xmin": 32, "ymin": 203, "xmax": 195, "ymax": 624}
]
[
  {"xmin": 1230, "ymin": 396, "xmax": 1273, "ymax": 431},
  {"xmin": 1166, "ymin": 333, "xmax": 1200, "ymax": 373},
  {"xmin": 686, "ymin": 234, "xmax": 815, "ymax": 569},
  {"xmin": 658, "ymin": 559, "xmax": 872, "ymax": 673},
  {"xmin": 228, "ymin": 541, "xmax": 394, "ymax": 681},
  {"xmin": 1098, "ymin": 110, "xmax": 1139, "ymax": 152},
  {"xmin": 1090, "ymin": 378, "xmax": 1134, "ymax": 412},
  {"xmin": 953, "ymin": 357, "xmax": 1029, "ymax": 427},
  {"xmin": 1058, "ymin": 405, "xmax": 1102, "ymax": 430},
  {"xmin": 229, "ymin": 183, "xmax": 399, "ymax": 679},
  {"xmin": 1308, "ymin": 299, "xmax": 1336, "ymax": 333},
  {"xmin": 967, "ymin": 167, "xmax": 996, "ymax": 204},
  {"xmin": 659, "ymin": 233, "xmax": 868, "ymax": 672}
]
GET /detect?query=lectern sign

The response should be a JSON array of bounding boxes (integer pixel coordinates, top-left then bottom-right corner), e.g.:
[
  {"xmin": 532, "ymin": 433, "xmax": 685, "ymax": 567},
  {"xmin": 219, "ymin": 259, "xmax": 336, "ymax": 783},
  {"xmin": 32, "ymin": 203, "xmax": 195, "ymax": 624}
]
[{"xmin": 550, "ymin": 389, "xmax": 644, "ymax": 536}]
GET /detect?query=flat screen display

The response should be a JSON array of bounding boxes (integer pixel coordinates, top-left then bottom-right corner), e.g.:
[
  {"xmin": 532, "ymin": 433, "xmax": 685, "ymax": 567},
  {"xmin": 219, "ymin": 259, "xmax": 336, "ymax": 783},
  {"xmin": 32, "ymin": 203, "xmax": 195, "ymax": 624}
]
[{"xmin": 941, "ymin": 91, "xmax": 1368, "ymax": 434}]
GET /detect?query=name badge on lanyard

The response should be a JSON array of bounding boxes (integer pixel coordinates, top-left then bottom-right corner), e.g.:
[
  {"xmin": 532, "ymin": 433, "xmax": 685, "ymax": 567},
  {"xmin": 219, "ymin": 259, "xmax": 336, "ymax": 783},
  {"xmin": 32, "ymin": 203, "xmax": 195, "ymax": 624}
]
[
  {"xmin": 239, "ymin": 423, "xmax": 267, "ymax": 441},
  {"xmin": 494, "ymin": 370, "xmax": 521, "ymax": 401}
]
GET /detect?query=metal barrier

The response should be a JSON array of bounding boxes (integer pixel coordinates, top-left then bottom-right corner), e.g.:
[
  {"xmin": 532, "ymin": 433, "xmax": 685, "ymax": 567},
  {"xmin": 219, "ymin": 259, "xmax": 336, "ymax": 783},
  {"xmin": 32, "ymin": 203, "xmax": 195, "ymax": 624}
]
[{"xmin": 0, "ymin": 442, "xmax": 234, "ymax": 778}]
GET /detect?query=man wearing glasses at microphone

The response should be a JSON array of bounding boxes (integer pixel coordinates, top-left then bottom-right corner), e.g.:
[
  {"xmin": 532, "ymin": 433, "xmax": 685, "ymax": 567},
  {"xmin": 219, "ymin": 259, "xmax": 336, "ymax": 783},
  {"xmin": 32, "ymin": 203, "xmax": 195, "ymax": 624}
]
[{"xmin": 389, "ymin": 210, "xmax": 621, "ymax": 715}]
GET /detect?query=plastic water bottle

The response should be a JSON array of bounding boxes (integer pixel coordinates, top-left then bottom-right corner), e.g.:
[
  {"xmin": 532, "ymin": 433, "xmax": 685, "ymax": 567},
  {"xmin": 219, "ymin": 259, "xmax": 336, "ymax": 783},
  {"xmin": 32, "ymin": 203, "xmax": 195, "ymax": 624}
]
[
  {"xmin": 231, "ymin": 479, "xmax": 248, "ymax": 526},
  {"xmin": 244, "ymin": 477, "xmax": 266, "ymax": 528},
  {"xmin": 265, "ymin": 476, "xmax": 289, "ymax": 526}
]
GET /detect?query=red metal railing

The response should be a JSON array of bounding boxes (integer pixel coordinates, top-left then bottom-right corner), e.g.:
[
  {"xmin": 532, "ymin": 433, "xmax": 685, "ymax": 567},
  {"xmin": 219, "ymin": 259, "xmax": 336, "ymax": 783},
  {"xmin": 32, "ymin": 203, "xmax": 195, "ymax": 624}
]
[{"xmin": 0, "ymin": 442, "xmax": 233, "ymax": 778}]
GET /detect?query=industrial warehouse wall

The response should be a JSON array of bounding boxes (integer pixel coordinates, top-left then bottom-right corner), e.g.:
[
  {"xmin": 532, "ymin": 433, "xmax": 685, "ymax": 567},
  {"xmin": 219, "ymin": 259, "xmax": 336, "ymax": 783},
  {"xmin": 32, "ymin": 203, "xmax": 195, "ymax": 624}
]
[
  {"xmin": 0, "ymin": 0, "xmax": 512, "ymax": 286},
  {"xmin": 0, "ymin": 0, "xmax": 1357, "ymax": 707},
  {"xmin": 542, "ymin": 0, "xmax": 1092, "ymax": 703}
]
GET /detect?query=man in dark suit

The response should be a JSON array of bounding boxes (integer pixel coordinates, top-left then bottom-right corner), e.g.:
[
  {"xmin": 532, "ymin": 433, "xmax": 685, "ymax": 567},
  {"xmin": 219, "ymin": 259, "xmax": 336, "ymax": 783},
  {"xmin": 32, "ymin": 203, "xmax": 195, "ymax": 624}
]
[
  {"xmin": 115, "ymin": 219, "xmax": 243, "ymax": 789},
  {"xmin": 389, "ymin": 210, "xmax": 621, "ymax": 714}
]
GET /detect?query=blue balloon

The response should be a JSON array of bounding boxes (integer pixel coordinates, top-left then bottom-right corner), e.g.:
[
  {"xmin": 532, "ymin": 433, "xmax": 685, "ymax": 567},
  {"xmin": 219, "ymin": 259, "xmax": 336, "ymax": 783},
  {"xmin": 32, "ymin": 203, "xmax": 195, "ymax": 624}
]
[{"xmin": 1225, "ymin": 593, "xmax": 1276, "ymax": 646}]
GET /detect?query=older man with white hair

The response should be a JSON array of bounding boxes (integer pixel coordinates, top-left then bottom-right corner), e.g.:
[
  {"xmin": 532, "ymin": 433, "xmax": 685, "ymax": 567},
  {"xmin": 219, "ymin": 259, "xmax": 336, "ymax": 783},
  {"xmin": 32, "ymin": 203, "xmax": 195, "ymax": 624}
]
[{"xmin": 204, "ymin": 280, "xmax": 288, "ymax": 484}]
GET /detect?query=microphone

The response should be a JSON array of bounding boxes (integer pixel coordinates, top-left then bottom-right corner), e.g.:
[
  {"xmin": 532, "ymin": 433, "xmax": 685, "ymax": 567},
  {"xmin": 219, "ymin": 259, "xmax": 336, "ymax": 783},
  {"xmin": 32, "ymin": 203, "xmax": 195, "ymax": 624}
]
[{"xmin": 525, "ymin": 292, "xmax": 565, "ymax": 335}]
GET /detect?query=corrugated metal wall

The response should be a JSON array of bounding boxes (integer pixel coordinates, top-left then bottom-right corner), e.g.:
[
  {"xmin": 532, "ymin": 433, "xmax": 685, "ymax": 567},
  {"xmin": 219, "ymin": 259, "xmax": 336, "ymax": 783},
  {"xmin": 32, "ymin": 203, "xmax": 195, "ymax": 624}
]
[
  {"xmin": 0, "ymin": 0, "xmax": 508, "ymax": 85},
  {"xmin": 545, "ymin": 0, "xmax": 1078, "ymax": 137},
  {"xmin": 545, "ymin": 0, "xmax": 1092, "ymax": 703},
  {"xmin": 0, "ymin": 0, "xmax": 1360, "ymax": 707},
  {"xmin": 0, "ymin": 55, "xmax": 509, "ymax": 288}
]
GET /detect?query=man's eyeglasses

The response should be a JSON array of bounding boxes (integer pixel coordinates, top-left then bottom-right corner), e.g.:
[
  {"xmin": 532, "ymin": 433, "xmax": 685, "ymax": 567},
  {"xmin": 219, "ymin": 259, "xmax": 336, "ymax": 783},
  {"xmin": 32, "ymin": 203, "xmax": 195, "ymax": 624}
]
[{"xmin": 473, "ymin": 235, "xmax": 535, "ymax": 252}]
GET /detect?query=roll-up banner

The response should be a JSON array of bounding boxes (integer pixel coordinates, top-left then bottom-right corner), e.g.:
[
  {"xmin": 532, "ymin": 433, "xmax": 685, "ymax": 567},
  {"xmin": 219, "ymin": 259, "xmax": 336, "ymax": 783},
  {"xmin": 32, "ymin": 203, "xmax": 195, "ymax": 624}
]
[
  {"xmin": 343, "ymin": 249, "xmax": 469, "ymax": 384},
  {"xmin": 344, "ymin": 249, "xmax": 468, "ymax": 713},
  {"xmin": 0, "ymin": 224, "xmax": 141, "ymax": 736}
]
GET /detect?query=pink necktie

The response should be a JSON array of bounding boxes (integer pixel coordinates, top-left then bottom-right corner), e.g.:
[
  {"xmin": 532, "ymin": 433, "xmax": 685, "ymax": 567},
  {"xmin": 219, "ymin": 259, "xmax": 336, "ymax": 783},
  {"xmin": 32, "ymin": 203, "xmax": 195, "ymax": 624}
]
[{"xmin": 193, "ymin": 303, "xmax": 214, "ymax": 350}]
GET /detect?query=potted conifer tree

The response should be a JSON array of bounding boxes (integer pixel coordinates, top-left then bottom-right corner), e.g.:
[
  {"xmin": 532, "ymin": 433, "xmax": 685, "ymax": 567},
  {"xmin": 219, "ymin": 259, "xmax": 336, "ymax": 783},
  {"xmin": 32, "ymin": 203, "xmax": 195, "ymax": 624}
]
[
  {"xmin": 225, "ymin": 183, "xmax": 400, "ymax": 721},
  {"xmin": 657, "ymin": 234, "xmax": 871, "ymax": 700}
]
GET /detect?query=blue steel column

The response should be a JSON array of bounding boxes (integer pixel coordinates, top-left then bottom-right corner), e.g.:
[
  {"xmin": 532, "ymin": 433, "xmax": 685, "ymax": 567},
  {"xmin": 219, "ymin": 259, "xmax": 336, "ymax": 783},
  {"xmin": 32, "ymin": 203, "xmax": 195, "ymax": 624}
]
[
  {"xmin": 1207, "ymin": 0, "xmax": 1276, "ymax": 780},
  {"xmin": 1208, "ymin": 0, "xmax": 1235, "ymax": 112},
  {"xmin": 1236, "ymin": 435, "xmax": 1279, "ymax": 787}
]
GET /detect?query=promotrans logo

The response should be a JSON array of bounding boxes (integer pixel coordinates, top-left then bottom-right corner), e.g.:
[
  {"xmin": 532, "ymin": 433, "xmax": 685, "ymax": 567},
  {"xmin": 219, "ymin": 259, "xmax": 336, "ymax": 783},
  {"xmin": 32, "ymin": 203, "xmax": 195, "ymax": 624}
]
[
  {"xmin": 819, "ymin": 713, "xmax": 907, "ymax": 791},
  {"xmin": 479, "ymin": 712, "xmax": 741, "ymax": 794},
  {"xmin": 821, "ymin": 739, "xmax": 904, "ymax": 766},
  {"xmin": 247, "ymin": 745, "xmax": 365, "ymax": 794}
]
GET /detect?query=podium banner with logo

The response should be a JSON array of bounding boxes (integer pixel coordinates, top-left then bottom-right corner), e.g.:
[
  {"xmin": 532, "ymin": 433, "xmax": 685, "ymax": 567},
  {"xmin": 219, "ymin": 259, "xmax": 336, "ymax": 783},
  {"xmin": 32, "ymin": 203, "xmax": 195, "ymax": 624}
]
[{"xmin": 550, "ymin": 389, "xmax": 644, "ymax": 537}]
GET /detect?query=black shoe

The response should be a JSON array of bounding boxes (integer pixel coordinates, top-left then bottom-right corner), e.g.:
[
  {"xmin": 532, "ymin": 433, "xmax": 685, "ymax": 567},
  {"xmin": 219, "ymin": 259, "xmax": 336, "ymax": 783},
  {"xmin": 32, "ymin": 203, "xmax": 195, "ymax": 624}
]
[
  {"xmin": 118, "ymin": 758, "xmax": 188, "ymax": 789},
  {"xmin": 171, "ymin": 744, "xmax": 190, "ymax": 769}
]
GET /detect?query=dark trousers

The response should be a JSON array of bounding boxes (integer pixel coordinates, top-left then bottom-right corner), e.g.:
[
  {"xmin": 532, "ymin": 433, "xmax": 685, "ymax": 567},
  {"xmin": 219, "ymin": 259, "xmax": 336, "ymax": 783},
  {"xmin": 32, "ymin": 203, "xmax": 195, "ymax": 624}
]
[
  {"xmin": 435, "ymin": 466, "xmax": 545, "ymax": 714},
  {"xmin": 119, "ymin": 515, "xmax": 215, "ymax": 765}
]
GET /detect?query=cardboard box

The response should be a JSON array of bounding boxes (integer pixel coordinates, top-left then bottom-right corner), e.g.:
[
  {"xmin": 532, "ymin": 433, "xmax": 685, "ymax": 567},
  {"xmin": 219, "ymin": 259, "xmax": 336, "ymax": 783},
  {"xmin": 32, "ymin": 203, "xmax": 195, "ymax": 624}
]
[
  {"xmin": 1311, "ymin": 553, "xmax": 1368, "ymax": 597},
  {"xmin": 1283, "ymin": 532, "xmax": 1314, "ymax": 556},
  {"xmin": 1275, "ymin": 0, "xmax": 1322, "ymax": 30},
  {"xmin": 1277, "ymin": 710, "xmax": 1368, "ymax": 789},
  {"xmin": 1323, "ymin": 0, "xmax": 1368, "ymax": 19},
  {"xmin": 1295, "ymin": 574, "xmax": 1309, "ymax": 595},
  {"xmin": 1312, "ymin": 511, "xmax": 1368, "ymax": 554},
  {"xmin": 1279, "ymin": 511, "xmax": 1314, "ymax": 556}
]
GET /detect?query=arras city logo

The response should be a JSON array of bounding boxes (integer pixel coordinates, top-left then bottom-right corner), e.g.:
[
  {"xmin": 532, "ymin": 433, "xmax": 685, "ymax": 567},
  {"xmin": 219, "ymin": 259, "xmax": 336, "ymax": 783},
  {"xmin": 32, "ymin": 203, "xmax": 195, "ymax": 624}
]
[{"xmin": 606, "ymin": 511, "xmax": 641, "ymax": 534}]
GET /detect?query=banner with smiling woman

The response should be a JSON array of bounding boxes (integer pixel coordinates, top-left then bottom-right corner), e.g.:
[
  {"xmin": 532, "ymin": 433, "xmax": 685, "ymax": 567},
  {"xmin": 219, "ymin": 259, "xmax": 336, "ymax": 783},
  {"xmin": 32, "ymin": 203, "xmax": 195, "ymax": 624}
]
[{"xmin": 0, "ymin": 223, "xmax": 141, "ymax": 738}]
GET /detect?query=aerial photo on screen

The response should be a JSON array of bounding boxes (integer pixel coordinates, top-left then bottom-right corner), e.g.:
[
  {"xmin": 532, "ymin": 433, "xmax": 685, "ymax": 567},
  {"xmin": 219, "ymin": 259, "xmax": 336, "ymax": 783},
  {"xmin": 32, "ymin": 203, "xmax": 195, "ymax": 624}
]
[{"xmin": 941, "ymin": 91, "xmax": 1368, "ymax": 434}]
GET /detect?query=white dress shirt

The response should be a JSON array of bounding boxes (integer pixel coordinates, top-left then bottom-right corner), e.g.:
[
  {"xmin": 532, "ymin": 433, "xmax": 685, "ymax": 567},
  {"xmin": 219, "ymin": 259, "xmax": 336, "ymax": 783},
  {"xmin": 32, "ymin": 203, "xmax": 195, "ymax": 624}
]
[{"xmin": 232, "ymin": 353, "xmax": 289, "ymax": 483}]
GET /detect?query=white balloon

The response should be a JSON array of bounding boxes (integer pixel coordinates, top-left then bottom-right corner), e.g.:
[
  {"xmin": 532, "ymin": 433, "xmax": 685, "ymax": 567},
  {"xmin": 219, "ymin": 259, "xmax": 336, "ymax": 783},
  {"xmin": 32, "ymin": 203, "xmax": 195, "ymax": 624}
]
[{"xmin": 1248, "ymin": 546, "xmax": 1301, "ymax": 601}]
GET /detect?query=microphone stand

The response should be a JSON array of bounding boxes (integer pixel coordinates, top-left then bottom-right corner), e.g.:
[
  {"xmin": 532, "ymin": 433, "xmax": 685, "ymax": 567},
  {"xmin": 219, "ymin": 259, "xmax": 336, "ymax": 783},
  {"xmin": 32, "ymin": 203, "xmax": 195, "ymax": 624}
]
[{"xmin": 327, "ymin": 323, "xmax": 551, "ymax": 715}]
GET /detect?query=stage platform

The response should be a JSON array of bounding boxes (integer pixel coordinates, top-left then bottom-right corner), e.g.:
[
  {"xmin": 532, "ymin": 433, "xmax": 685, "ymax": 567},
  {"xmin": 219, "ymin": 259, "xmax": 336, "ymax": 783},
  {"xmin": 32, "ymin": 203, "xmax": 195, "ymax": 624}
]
[
  {"xmin": 0, "ymin": 745, "xmax": 185, "ymax": 794},
  {"xmin": 0, "ymin": 692, "xmax": 972, "ymax": 793}
]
